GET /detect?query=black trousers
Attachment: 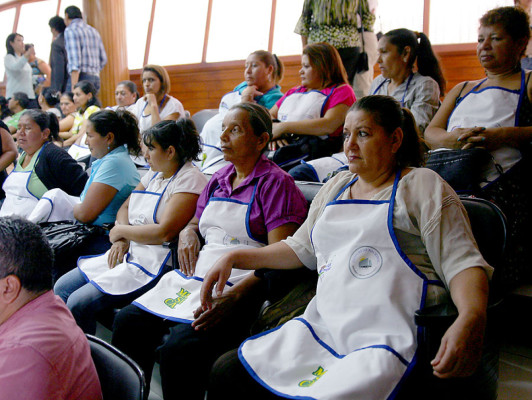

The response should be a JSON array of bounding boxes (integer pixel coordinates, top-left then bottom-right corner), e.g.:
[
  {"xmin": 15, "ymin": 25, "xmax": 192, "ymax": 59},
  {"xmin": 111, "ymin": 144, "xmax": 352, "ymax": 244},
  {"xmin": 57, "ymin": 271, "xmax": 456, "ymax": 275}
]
[
  {"xmin": 112, "ymin": 302, "xmax": 260, "ymax": 400},
  {"xmin": 337, "ymin": 46, "xmax": 362, "ymax": 84},
  {"xmin": 207, "ymin": 349, "xmax": 282, "ymax": 400}
]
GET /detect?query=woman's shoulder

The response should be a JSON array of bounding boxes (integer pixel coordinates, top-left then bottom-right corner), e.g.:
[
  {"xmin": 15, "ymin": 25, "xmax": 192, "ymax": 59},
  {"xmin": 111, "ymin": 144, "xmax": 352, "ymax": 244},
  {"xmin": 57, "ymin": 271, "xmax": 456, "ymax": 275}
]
[
  {"xmin": 285, "ymin": 86, "xmax": 306, "ymax": 96},
  {"xmin": 83, "ymin": 105, "xmax": 100, "ymax": 117},
  {"xmin": 398, "ymin": 167, "xmax": 458, "ymax": 199}
]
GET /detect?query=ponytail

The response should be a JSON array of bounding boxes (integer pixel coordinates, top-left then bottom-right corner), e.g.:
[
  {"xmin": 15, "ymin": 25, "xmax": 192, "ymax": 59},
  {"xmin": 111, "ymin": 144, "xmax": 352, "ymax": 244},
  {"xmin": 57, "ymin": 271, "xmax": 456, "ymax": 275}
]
[
  {"xmin": 384, "ymin": 29, "xmax": 446, "ymax": 93},
  {"xmin": 416, "ymin": 32, "xmax": 446, "ymax": 93}
]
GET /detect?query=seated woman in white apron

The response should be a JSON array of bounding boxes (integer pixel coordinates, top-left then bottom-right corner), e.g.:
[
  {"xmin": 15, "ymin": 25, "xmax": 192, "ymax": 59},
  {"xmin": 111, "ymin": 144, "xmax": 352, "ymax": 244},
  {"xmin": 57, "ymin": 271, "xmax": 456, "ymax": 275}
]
[
  {"xmin": 291, "ymin": 28, "xmax": 444, "ymax": 183},
  {"xmin": 0, "ymin": 109, "xmax": 87, "ymax": 218},
  {"xmin": 0, "ymin": 120, "xmax": 18, "ymax": 207},
  {"xmin": 54, "ymin": 119, "xmax": 207, "ymax": 334},
  {"xmin": 111, "ymin": 103, "xmax": 308, "ymax": 400},
  {"xmin": 196, "ymin": 50, "xmax": 284, "ymax": 175},
  {"xmin": 202, "ymin": 96, "xmax": 493, "ymax": 400},
  {"xmin": 61, "ymin": 80, "xmax": 101, "ymax": 149},
  {"xmin": 31, "ymin": 109, "xmax": 142, "ymax": 280},
  {"xmin": 425, "ymin": 6, "xmax": 532, "ymax": 290},
  {"xmin": 131, "ymin": 64, "xmax": 184, "ymax": 134},
  {"xmin": 268, "ymin": 42, "xmax": 355, "ymax": 170}
]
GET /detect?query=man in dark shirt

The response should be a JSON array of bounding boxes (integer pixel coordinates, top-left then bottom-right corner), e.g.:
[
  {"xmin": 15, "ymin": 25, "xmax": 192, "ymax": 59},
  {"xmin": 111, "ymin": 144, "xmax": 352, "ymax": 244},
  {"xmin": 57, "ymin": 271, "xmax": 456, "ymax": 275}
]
[{"xmin": 48, "ymin": 16, "xmax": 68, "ymax": 93}]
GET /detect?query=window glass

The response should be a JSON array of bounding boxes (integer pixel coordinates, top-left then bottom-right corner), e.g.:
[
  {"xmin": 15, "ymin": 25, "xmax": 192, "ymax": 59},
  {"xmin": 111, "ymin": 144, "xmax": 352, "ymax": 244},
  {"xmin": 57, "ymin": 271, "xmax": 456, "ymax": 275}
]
[
  {"xmin": 149, "ymin": 0, "xmax": 209, "ymax": 66},
  {"xmin": 15, "ymin": 0, "xmax": 59, "ymax": 79},
  {"xmin": 429, "ymin": 0, "xmax": 515, "ymax": 44},
  {"xmin": 375, "ymin": 0, "xmax": 424, "ymax": 35},
  {"xmin": 206, "ymin": 0, "xmax": 272, "ymax": 62},
  {"xmin": 0, "ymin": 8, "xmax": 16, "ymax": 79},
  {"xmin": 124, "ymin": 0, "xmax": 153, "ymax": 69},
  {"xmin": 272, "ymin": 0, "xmax": 305, "ymax": 56}
]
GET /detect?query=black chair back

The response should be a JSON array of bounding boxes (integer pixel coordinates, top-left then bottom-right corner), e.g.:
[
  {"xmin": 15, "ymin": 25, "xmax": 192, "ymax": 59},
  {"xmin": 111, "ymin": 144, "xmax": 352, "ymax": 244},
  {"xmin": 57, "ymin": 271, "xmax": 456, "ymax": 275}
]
[{"xmin": 87, "ymin": 334, "xmax": 146, "ymax": 400}]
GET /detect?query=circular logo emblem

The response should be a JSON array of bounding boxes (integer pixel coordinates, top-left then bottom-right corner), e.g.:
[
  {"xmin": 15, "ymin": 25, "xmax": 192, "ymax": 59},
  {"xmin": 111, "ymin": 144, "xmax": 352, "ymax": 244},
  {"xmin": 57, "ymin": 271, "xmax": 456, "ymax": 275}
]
[{"xmin": 349, "ymin": 246, "xmax": 382, "ymax": 279}]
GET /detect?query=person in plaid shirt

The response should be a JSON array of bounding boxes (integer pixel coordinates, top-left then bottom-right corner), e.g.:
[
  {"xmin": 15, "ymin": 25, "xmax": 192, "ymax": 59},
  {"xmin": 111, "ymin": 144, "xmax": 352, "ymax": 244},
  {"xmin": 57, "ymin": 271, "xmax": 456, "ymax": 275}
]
[{"xmin": 64, "ymin": 5, "xmax": 107, "ymax": 93}]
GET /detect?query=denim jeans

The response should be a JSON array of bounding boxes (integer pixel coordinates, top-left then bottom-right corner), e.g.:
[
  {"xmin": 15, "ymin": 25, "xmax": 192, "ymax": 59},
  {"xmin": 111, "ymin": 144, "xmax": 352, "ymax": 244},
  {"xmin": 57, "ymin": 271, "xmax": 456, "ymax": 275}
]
[
  {"xmin": 67, "ymin": 72, "xmax": 101, "ymax": 93},
  {"xmin": 54, "ymin": 263, "xmax": 166, "ymax": 334}
]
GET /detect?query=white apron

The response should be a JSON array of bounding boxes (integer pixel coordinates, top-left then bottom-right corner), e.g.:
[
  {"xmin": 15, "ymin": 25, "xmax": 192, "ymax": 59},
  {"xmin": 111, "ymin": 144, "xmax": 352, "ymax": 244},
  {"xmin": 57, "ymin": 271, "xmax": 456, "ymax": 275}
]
[
  {"xmin": 196, "ymin": 91, "xmax": 241, "ymax": 174},
  {"xmin": 447, "ymin": 70, "xmax": 526, "ymax": 185},
  {"xmin": 133, "ymin": 183, "xmax": 265, "ymax": 323},
  {"xmin": 277, "ymin": 88, "xmax": 333, "ymax": 140},
  {"xmin": 27, "ymin": 188, "xmax": 80, "ymax": 223},
  {"xmin": 67, "ymin": 133, "xmax": 91, "ymax": 160},
  {"xmin": 304, "ymin": 152, "xmax": 347, "ymax": 182},
  {"xmin": 0, "ymin": 148, "xmax": 45, "ymax": 218},
  {"xmin": 76, "ymin": 172, "xmax": 175, "ymax": 295},
  {"xmin": 239, "ymin": 172, "xmax": 428, "ymax": 400}
]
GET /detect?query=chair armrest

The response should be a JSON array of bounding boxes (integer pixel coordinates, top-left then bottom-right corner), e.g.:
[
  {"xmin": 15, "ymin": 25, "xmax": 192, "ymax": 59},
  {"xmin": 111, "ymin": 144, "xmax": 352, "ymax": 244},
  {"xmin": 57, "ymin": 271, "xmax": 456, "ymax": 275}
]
[
  {"xmin": 414, "ymin": 303, "xmax": 458, "ymax": 327},
  {"xmin": 163, "ymin": 238, "xmax": 179, "ymax": 269},
  {"xmin": 163, "ymin": 238, "xmax": 178, "ymax": 250}
]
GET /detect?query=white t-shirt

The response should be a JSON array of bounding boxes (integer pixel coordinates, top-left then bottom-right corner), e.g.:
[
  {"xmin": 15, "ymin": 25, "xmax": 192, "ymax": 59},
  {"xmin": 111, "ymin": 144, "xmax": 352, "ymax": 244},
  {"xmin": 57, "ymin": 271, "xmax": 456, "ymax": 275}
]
[
  {"xmin": 132, "ymin": 95, "xmax": 185, "ymax": 133},
  {"xmin": 140, "ymin": 161, "xmax": 208, "ymax": 221}
]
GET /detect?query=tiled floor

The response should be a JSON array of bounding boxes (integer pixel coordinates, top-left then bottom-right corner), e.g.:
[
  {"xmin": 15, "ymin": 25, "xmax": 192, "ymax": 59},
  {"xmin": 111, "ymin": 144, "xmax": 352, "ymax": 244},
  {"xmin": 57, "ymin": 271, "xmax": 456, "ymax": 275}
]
[{"xmin": 499, "ymin": 342, "xmax": 532, "ymax": 400}]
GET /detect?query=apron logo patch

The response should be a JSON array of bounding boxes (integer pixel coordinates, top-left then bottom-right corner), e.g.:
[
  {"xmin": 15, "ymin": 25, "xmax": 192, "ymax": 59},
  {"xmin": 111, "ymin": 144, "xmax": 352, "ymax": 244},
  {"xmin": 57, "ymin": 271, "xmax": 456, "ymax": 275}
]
[
  {"xmin": 318, "ymin": 260, "xmax": 333, "ymax": 276},
  {"xmin": 298, "ymin": 366, "xmax": 327, "ymax": 387},
  {"xmin": 164, "ymin": 288, "xmax": 191, "ymax": 309},
  {"xmin": 223, "ymin": 235, "xmax": 241, "ymax": 245},
  {"xmin": 349, "ymin": 246, "xmax": 382, "ymax": 279}
]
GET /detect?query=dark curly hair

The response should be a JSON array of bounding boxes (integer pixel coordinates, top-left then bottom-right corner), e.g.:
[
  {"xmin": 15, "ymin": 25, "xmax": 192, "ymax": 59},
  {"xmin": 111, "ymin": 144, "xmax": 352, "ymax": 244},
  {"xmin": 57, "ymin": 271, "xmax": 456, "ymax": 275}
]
[{"xmin": 143, "ymin": 119, "xmax": 202, "ymax": 164}]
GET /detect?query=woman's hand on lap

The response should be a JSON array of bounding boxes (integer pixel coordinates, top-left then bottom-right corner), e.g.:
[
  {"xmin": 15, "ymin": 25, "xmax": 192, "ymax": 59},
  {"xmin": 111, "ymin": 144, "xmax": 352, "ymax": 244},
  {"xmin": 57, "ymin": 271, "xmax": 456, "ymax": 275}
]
[
  {"xmin": 177, "ymin": 228, "xmax": 201, "ymax": 276},
  {"xmin": 107, "ymin": 239, "xmax": 130, "ymax": 268}
]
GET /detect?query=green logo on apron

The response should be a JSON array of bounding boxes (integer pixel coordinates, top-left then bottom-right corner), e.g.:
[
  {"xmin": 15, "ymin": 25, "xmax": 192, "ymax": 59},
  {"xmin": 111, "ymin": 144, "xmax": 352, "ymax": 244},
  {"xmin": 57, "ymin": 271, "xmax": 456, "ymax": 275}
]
[
  {"xmin": 164, "ymin": 288, "xmax": 191, "ymax": 309},
  {"xmin": 298, "ymin": 366, "xmax": 327, "ymax": 387}
]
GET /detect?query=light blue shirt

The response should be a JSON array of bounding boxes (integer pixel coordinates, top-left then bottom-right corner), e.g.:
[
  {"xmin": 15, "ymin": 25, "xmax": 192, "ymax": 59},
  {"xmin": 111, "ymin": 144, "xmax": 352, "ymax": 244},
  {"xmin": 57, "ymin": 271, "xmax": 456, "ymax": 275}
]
[{"xmin": 80, "ymin": 146, "xmax": 139, "ymax": 226}]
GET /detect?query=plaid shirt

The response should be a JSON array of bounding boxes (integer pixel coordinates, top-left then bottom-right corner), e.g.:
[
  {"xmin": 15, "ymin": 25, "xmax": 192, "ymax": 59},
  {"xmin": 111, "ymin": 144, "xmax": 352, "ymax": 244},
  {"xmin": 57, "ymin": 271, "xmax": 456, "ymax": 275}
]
[{"xmin": 64, "ymin": 18, "xmax": 107, "ymax": 75}]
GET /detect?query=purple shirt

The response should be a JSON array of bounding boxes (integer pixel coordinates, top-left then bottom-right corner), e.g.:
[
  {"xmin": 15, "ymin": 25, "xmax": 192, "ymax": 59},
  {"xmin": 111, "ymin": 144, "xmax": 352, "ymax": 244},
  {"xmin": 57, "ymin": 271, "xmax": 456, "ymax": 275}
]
[
  {"xmin": 0, "ymin": 291, "xmax": 102, "ymax": 400},
  {"xmin": 195, "ymin": 155, "xmax": 308, "ymax": 243}
]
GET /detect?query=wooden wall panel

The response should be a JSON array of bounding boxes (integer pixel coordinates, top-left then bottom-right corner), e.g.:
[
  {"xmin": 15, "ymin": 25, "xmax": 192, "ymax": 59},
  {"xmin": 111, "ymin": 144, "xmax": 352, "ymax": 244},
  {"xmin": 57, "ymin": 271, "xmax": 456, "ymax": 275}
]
[{"xmin": 129, "ymin": 49, "xmax": 486, "ymax": 116}]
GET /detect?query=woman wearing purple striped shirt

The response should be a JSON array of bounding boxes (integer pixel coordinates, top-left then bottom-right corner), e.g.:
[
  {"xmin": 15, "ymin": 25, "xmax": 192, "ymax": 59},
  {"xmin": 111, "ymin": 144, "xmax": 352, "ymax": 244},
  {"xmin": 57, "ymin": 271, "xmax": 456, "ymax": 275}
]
[{"xmin": 112, "ymin": 103, "xmax": 308, "ymax": 399}]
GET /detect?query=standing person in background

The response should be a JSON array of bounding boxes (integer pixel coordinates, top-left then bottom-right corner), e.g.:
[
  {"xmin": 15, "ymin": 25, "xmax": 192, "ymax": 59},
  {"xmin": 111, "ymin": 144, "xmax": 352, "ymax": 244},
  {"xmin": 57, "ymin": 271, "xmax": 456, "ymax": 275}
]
[
  {"xmin": 64, "ymin": 5, "xmax": 107, "ymax": 92},
  {"xmin": 4, "ymin": 33, "xmax": 37, "ymax": 108},
  {"xmin": 353, "ymin": 0, "xmax": 379, "ymax": 99},
  {"xmin": 295, "ymin": 0, "xmax": 374, "ymax": 89},
  {"xmin": 25, "ymin": 44, "xmax": 52, "ymax": 95},
  {"xmin": 48, "ymin": 16, "xmax": 68, "ymax": 93}
]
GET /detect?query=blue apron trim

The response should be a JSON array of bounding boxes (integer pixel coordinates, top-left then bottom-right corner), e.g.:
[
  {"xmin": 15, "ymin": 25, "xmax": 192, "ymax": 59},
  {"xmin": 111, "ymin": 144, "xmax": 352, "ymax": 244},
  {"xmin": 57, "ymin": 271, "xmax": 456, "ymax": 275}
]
[
  {"xmin": 172, "ymin": 268, "xmax": 235, "ymax": 287},
  {"xmin": 238, "ymin": 317, "xmax": 411, "ymax": 400},
  {"xmin": 202, "ymin": 143, "xmax": 222, "ymax": 152},
  {"xmin": 387, "ymin": 351, "xmax": 419, "ymax": 400},
  {"xmin": 40, "ymin": 196, "xmax": 54, "ymax": 221},
  {"xmin": 208, "ymin": 197, "xmax": 248, "ymax": 206},
  {"xmin": 515, "ymin": 69, "xmax": 526, "ymax": 126},
  {"xmin": 132, "ymin": 190, "xmax": 160, "ymax": 196},
  {"xmin": 238, "ymin": 342, "xmax": 318, "ymax": 400},
  {"xmin": 76, "ymin": 252, "xmax": 108, "ymax": 282},
  {"xmin": 447, "ymin": 72, "xmax": 524, "ymax": 128},
  {"xmin": 132, "ymin": 301, "xmax": 195, "ymax": 324},
  {"xmin": 204, "ymin": 181, "xmax": 264, "ymax": 245},
  {"xmin": 372, "ymin": 74, "xmax": 413, "ymax": 107},
  {"xmin": 320, "ymin": 85, "xmax": 338, "ymax": 118},
  {"xmin": 88, "ymin": 251, "xmax": 171, "ymax": 295},
  {"xmin": 200, "ymin": 156, "xmax": 225, "ymax": 172}
]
